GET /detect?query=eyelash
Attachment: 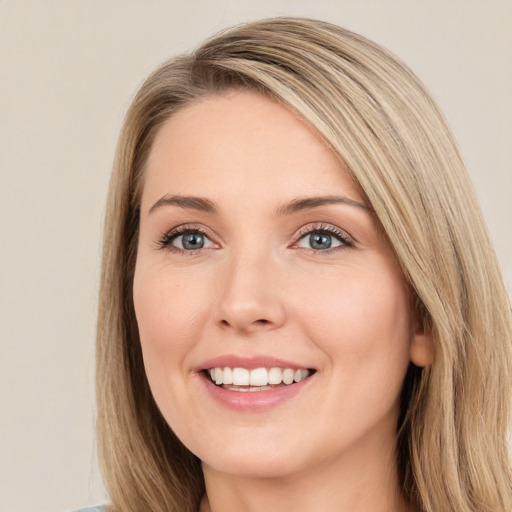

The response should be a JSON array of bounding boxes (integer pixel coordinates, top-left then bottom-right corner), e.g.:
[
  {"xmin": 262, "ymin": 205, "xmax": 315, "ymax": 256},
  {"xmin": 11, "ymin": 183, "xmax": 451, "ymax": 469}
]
[
  {"xmin": 155, "ymin": 224, "xmax": 213, "ymax": 254},
  {"xmin": 156, "ymin": 223, "xmax": 354, "ymax": 255},
  {"xmin": 294, "ymin": 223, "xmax": 354, "ymax": 253}
]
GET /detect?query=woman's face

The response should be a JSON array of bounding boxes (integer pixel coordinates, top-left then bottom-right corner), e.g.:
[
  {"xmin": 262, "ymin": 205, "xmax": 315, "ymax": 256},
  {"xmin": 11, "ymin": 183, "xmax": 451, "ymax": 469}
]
[{"xmin": 134, "ymin": 90, "xmax": 429, "ymax": 480}]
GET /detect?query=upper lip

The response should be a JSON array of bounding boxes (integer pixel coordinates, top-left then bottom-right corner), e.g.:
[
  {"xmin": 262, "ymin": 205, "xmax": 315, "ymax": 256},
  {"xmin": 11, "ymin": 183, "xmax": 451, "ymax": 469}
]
[{"xmin": 196, "ymin": 355, "xmax": 314, "ymax": 371}]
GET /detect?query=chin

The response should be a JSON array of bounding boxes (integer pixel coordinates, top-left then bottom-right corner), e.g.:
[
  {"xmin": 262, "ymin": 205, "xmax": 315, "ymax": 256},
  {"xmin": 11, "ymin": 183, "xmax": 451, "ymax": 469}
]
[
  {"xmin": 201, "ymin": 430, "xmax": 343, "ymax": 483},
  {"xmin": 202, "ymin": 450, "xmax": 305, "ymax": 480}
]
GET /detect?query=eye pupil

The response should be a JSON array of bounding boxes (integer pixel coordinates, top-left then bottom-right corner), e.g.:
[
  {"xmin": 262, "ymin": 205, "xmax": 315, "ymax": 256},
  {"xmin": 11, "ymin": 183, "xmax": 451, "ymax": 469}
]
[
  {"xmin": 182, "ymin": 233, "xmax": 204, "ymax": 250},
  {"xmin": 310, "ymin": 233, "xmax": 331, "ymax": 250}
]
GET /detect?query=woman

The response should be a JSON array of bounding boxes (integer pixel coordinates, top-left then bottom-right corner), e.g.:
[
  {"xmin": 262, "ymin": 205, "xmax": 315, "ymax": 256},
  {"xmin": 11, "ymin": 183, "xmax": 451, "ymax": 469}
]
[{"xmin": 88, "ymin": 17, "xmax": 512, "ymax": 512}]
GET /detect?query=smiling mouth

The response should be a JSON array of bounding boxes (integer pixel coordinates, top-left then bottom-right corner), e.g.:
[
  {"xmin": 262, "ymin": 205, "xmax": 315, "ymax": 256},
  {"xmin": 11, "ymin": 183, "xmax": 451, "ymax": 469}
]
[{"xmin": 204, "ymin": 367, "xmax": 315, "ymax": 392}]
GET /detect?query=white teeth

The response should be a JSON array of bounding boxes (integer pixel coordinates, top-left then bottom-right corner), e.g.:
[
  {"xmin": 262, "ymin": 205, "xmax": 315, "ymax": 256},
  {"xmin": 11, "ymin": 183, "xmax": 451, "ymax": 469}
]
[
  {"xmin": 268, "ymin": 367, "xmax": 282, "ymax": 384},
  {"xmin": 207, "ymin": 366, "xmax": 311, "ymax": 388},
  {"xmin": 282, "ymin": 368, "xmax": 294, "ymax": 385},
  {"xmin": 294, "ymin": 369, "xmax": 309, "ymax": 382},
  {"xmin": 223, "ymin": 367, "xmax": 233, "ymax": 385},
  {"xmin": 232, "ymin": 367, "xmax": 250, "ymax": 386},
  {"xmin": 223, "ymin": 385, "xmax": 274, "ymax": 392},
  {"xmin": 249, "ymin": 368, "xmax": 268, "ymax": 386}
]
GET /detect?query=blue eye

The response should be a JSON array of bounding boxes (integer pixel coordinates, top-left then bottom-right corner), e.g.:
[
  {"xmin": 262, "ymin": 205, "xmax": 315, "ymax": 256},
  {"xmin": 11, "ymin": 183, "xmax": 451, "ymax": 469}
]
[
  {"xmin": 171, "ymin": 231, "xmax": 216, "ymax": 251},
  {"xmin": 295, "ymin": 226, "xmax": 352, "ymax": 251},
  {"xmin": 157, "ymin": 227, "xmax": 216, "ymax": 253},
  {"xmin": 174, "ymin": 232, "xmax": 205, "ymax": 250},
  {"xmin": 308, "ymin": 233, "xmax": 334, "ymax": 250}
]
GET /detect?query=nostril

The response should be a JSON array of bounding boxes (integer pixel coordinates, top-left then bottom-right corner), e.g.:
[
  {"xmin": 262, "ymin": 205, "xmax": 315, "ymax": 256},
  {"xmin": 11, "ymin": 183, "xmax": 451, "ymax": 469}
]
[{"xmin": 218, "ymin": 317, "xmax": 272, "ymax": 331}]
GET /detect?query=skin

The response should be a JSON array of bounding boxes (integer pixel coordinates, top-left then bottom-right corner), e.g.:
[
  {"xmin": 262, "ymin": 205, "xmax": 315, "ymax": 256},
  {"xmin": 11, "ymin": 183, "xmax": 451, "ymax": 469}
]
[{"xmin": 133, "ymin": 90, "xmax": 431, "ymax": 512}]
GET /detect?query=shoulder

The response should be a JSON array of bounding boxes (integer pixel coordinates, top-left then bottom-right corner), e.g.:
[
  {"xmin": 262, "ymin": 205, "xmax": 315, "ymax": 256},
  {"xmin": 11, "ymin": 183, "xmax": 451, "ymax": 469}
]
[{"xmin": 72, "ymin": 507, "xmax": 109, "ymax": 512}]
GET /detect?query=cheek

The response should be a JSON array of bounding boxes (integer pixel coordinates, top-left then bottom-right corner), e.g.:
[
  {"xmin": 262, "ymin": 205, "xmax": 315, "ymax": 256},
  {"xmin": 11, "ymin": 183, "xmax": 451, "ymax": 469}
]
[
  {"xmin": 133, "ymin": 265, "xmax": 208, "ymax": 355},
  {"xmin": 132, "ymin": 264, "xmax": 214, "ymax": 415},
  {"xmin": 132, "ymin": 264, "xmax": 214, "ymax": 434},
  {"xmin": 295, "ymin": 265, "xmax": 412, "ymax": 386}
]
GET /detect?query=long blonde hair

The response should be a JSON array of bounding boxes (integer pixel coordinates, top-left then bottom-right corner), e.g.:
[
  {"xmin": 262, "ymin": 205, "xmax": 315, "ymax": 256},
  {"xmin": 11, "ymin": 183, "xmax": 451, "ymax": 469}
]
[{"xmin": 96, "ymin": 17, "xmax": 512, "ymax": 512}]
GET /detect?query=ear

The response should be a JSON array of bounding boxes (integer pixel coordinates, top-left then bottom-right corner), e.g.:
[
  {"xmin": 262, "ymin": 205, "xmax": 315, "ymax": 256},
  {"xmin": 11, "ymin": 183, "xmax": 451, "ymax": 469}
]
[
  {"xmin": 410, "ymin": 299, "xmax": 434, "ymax": 367},
  {"xmin": 410, "ymin": 331, "xmax": 434, "ymax": 367}
]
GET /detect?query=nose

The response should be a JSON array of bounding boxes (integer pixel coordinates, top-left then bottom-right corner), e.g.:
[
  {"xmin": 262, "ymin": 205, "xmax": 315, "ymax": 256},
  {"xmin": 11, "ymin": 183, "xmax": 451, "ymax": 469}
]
[{"xmin": 215, "ymin": 250, "xmax": 287, "ymax": 335}]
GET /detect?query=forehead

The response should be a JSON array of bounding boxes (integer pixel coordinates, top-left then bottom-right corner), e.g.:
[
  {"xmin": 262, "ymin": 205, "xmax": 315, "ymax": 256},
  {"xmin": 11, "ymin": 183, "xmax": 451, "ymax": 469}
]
[{"xmin": 141, "ymin": 90, "xmax": 363, "ymax": 211}]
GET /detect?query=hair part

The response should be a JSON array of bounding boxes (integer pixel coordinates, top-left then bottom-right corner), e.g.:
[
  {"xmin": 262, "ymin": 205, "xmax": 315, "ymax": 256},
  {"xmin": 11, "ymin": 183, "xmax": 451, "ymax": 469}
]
[{"xmin": 96, "ymin": 17, "xmax": 512, "ymax": 512}]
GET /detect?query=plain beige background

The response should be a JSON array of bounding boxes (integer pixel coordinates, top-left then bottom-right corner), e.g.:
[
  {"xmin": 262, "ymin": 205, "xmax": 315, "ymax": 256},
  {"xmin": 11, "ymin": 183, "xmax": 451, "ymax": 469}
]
[{"xmin": 1, "ymin": 1, "xmax": 510, "ymax": 511}]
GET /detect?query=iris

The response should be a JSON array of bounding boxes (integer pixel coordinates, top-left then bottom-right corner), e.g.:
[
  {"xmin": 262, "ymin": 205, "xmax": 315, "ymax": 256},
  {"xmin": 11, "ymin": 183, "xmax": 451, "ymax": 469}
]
[{"xmin": 309, "ymin": 233, "xmax": 332, "ymax": 250}]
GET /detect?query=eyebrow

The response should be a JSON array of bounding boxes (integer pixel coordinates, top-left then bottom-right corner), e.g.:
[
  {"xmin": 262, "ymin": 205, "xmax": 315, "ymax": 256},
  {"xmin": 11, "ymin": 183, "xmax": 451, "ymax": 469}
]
[
  {"xmin": 276, "ymin": 195, "xmax": 369, "ymax": 215},
  {"xmin": 148, "ymin": 194, "xmax": 218, "ymax": 215},
  {"xmin": 148, "ymin": 194, "xmax": 369, "ymax": 216}
]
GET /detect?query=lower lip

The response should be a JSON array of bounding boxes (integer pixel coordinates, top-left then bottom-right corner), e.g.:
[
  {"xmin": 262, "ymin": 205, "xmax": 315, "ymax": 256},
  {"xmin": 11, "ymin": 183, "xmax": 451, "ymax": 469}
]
[{"xmin": 198, "ymin": 373, "xmax": 314, "ymax": 412}]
